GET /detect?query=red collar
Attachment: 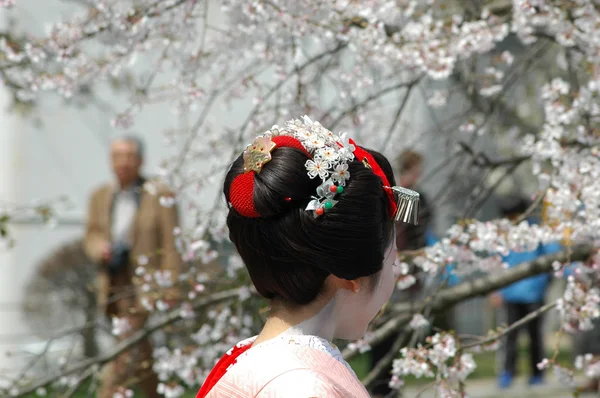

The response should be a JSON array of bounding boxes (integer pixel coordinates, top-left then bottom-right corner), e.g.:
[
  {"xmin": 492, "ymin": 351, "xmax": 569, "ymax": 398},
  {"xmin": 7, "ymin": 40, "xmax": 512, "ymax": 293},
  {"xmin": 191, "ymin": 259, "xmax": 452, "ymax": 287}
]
[{"xmin": 196, "ymin": 343, "xmax": 253, "ymax": 397}]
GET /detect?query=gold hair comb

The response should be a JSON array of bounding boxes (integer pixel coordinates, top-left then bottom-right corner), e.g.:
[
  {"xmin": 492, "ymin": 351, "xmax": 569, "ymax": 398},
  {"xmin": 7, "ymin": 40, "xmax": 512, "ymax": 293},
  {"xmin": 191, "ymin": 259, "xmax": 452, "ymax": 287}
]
[{"xmin": 243, "ymin": 135, "xmax": 277, "ymax": 173}]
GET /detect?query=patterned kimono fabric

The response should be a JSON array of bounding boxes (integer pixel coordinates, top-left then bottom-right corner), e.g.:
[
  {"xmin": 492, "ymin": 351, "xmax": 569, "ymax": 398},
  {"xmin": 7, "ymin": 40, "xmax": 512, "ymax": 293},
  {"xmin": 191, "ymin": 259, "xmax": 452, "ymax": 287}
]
[{"xmin": 197, "ymin": 334, "xmax": 370, "ymax": 398}]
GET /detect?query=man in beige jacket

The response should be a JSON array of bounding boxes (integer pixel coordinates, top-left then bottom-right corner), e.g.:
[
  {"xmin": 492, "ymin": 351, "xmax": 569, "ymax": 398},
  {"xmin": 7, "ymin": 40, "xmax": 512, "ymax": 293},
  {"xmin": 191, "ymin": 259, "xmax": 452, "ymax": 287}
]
[{"xmin": 85, "ymin": 136, "xmax": 182, "ymax": 398}]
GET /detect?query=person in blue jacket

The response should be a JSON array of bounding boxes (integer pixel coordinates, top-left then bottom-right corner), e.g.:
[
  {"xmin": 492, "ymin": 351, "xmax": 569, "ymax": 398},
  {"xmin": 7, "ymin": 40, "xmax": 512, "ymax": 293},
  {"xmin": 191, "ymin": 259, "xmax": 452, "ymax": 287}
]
[{"xmin": 490, "ymin": 196, "xmax": 562, "ymax": 389}]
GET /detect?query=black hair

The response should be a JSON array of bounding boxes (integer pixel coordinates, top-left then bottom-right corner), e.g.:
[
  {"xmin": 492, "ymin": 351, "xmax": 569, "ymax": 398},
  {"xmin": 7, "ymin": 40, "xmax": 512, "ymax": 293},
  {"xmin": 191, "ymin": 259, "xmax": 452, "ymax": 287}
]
[{"xmin": 224, "ymin": 145, "xmax": 396, "ymax": 306}]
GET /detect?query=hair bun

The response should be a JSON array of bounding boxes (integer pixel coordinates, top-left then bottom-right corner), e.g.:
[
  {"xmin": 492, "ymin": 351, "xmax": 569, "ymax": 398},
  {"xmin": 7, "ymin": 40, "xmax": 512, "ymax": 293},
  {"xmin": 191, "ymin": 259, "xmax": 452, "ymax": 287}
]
[{"xmin": 223, "ymin": 117, "xmax": 397, "ymax": 306}]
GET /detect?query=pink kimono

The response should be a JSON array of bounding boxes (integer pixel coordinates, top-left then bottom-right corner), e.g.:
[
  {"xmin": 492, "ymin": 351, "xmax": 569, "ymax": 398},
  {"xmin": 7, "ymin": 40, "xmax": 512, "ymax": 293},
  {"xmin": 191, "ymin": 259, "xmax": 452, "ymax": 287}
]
[{"xmin": 197, "ymin": 334, "xmax": 370, "ymax": 397}]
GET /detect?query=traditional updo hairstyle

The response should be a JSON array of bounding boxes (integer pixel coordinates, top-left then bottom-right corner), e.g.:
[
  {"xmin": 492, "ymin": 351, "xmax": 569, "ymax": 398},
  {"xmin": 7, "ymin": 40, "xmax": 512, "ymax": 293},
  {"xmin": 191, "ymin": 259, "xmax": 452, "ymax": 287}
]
[{"xmin": 223, "ymin": 137, "xmax": 396, "ymax": 306}]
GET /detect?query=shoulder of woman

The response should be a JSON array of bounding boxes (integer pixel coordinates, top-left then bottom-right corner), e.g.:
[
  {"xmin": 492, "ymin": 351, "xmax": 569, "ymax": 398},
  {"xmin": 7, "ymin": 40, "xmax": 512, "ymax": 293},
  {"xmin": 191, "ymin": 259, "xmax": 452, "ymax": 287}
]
[{"xmin": 258, "ymin": 368, "xmax": 351, "ymax": 397}]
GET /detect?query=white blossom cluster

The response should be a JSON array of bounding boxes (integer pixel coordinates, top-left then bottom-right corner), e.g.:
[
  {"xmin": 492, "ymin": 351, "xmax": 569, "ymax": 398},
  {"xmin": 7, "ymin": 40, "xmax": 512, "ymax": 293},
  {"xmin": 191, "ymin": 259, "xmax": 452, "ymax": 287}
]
[
  {"xmin": 151, "ymin": 305, "xmax": 256, "ymax": 390},
  {"xmin": 390, "ymin": 333, "xmax": 477, "ymax": 393},
  {"xmin": 345, "ymin": 335, "xmax": 373, "ymax": 355},
  {"xmin": 111, "ymin": 388, "xmax": 133, "ymax": 398},
  {"xmin": 557, "ymin": 276, "xmax": 600, "ymax": 333},
  {"xmin": 575, "ymin": 353, "xmax": 600, "ymax": 379},
  {"xmin": 409, "ymin": 313, "xmax": 430, "ymax": 330},
  {"xmin": 416, "ymin": 218, "xmax": 563, "ymax": 278},
  {"xmin": 111, "ymin": 316, "xmax": 132, "ymax": 337}
]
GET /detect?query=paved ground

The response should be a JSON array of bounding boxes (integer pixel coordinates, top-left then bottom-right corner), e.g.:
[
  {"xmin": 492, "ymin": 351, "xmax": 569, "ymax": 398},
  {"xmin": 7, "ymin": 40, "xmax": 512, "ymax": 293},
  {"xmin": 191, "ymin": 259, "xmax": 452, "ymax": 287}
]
[{"xmin": 401, "ymin": 375, "xmax": 598, "ymax": 397}]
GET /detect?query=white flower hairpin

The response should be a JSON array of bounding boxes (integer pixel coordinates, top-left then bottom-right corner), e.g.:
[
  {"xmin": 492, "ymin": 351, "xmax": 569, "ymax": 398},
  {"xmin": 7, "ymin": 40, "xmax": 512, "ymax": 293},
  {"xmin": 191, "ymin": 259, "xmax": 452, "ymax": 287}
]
[{"xmin": 280, "ymin": 116, "xmax": 354, "ymax": 217}]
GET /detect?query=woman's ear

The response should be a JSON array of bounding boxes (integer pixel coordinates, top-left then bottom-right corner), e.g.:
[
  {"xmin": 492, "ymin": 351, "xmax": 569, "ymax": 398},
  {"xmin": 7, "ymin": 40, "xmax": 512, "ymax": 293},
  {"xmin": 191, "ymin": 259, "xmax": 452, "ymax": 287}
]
[{"xmin": 329, "ymin": 275, "xmax": 361, "ymax": 293}]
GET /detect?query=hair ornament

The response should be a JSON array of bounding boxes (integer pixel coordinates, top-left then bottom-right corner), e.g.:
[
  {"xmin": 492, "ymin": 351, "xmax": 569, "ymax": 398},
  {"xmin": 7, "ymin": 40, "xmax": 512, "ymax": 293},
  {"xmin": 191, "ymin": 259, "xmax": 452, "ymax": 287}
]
[
  {"xmin": 305, "ymin": 179, "xmax": 344, "ymax": 218},
  {"xmin": 269, "ymin": 115, "xmax": 355, "ymax": 217},
  {"xmin": 230, "ymin": 115, "xmax": 420, "ymax": 224},
  {"xmin": 243, "ymin": 135, "xmax": 277, "ymax": 173},
  {"xmin": 231, "ymin": 134, "xmax": 309, "ymax": 218},
  {"xmin": 388, "ymin": 186, "xmax": 420, "ymax": 225}
]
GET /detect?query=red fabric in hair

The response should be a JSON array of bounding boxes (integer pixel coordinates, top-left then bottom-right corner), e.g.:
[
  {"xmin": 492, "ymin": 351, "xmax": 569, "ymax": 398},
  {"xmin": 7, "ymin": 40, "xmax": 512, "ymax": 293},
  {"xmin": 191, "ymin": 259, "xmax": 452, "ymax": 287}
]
[
  {"xmin": 229, "ymin": 135, "xmax": 311, "ymax": 218},
  {"xmin": 350, "ymin": 139, "xmax": 398, "ymax": 218},
  {"xmin": 230, "ymin": 172, "xmax": 260, "ymax": 218},
  {"xmin": 271, "ymin": 135, "xmax": 311, "ymax": 157}
]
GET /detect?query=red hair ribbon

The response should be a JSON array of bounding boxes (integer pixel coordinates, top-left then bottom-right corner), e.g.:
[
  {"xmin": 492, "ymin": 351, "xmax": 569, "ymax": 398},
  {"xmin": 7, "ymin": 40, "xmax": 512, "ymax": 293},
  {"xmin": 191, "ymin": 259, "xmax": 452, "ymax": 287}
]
[
  {"xmin": 350, "ymin": 139, "xmax": 398, "ymax": 218},
  {"xmin": 229, "ymin": 136, "xmax": 310, "ymax": 218}
]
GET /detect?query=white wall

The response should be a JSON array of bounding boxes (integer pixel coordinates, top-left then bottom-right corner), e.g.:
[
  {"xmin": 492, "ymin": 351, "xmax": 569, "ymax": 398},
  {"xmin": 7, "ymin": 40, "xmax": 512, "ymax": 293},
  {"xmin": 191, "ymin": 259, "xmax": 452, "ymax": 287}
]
[{"xmin": 0, "ymin": 78, "xmax": 24, "ymax": 383}]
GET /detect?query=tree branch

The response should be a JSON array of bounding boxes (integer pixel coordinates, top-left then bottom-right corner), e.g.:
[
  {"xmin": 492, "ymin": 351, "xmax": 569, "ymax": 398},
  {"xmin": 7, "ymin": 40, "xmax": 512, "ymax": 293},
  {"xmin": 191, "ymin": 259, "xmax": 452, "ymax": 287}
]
[
  {"xmin": 515, "ymin": 190, "xmax": 547, "ymax": 224},
  {"xmin": 462, "ymin": 300, "xmax": 557, "ymax": 349},
  {"xmin": 9, "ymin": 287, "xmax": 246, "ymax": 397},
  {"xmin": 380, "ymin": 83, "xmax": 417, "ymax": 152},
  {"xmin": 457, "ymin": 141, "xmax": 531, "ymax": 168},
  {"xmin": 329, "ymin": 76, "xmax": 422, "ymax": 130},
  {"xmin": 362, "ymin": 330, "xmax": 409, "ymax": 389},
  {"xmin": 400, "ymin": 244, "xmax": 592, "ymax": 313},
  {"xmin": 342, "ymin": 244, "xmax": 593, "ymax": 362}
]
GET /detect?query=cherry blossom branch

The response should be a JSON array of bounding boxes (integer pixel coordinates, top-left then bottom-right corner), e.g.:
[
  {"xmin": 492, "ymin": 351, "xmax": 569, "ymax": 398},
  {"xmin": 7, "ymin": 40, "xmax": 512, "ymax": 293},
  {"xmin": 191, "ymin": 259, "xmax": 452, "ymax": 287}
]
[
  {"xmin": 329, "ymin": 76, "xmax": 422, "ymax": 130},
  {"xmin": 463, "ymin": 156, "xmax": 526, "ymax": 218},
  {"xmin": 429, "ymin": 40, "xmax": 552, "ymax": 210},
  {"xmin": 361, "ymin": 329, "xmax": 410, "ymax": 388},
  {"xmin": 457, "ymin": 141, "xmax": 531, "ymax": 168},
  {"xmin": 342, "ymin": 244, "xmax": 593, "ymax": 362},
  {"xmin": 402, "ymin": 244, "xmax": 592, "ymax": 313},
  {"xmin": 380, "ymin": 82, "xmax": 417, "ymax": 152},
  {"xmin": 237, "ymin": 43, "xmax": 347, "ymax": 138},
  {"xmin": 342, "ymin": 312, "xmax": 412, "ymax": 361},
  {"xmin": 356, "ymin": 277, "xmax": 452, "ymax": 387},
  {"xmin": 348, "ymin": 0, "xmax": 513, "ymax": 39},
  {"xmin": 1, "ymin": 317, "xmax": 109, "ymax": 394},
  {"xmin": 515, "ymin": 190, "xmax": 547, "ymax": 224},
  {"xmin": 462, "ymin": 300, "xmax": 557, "ymax": 350},
  {"xmin": 62, "ymin": 366, "xmax": 96, "ymax": 398},
  {"xmin": 8, "ymin": 287, "xmax": 246, "ymax": 397},
  {"xmin": 453, "ymin": 45, "xmax": 545, "ymax": 138}
]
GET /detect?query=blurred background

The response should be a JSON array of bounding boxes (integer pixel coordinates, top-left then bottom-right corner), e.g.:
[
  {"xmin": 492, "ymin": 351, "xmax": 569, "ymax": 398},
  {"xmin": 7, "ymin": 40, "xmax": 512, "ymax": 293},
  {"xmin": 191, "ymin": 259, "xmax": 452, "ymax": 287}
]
[{"xmin": 0, "ymin": 1, "xmax": 594, "ymax": 397}]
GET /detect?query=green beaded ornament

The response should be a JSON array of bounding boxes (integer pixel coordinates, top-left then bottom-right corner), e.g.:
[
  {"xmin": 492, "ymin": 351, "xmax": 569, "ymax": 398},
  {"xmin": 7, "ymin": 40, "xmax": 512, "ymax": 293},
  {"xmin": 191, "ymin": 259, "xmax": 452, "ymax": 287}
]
[
  {"xmin": 324, "ymin": 200, "xmax": 334, "ymax": 210},
  {"xmin": 336, "ymin": 185, "xmax": 344, "ymax": 194}
]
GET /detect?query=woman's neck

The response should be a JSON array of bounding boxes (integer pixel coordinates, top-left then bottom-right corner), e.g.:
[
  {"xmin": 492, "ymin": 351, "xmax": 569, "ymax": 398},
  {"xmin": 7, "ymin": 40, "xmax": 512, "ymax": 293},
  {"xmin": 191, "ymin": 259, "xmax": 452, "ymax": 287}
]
[{"xmin": 253, "ymin": 296, "xmax": 337, "ymax": 346}]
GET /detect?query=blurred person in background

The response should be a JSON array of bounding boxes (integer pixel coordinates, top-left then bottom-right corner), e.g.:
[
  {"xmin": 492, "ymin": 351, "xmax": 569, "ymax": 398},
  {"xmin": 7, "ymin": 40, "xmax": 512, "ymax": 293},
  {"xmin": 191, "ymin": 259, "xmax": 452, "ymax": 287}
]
[
  {"xmin": 85, "ymin": 136, "xmax": 183, "ymax": 398},
  {"xmin": 394, "ymin": 150, "xmax": 433, "ymax": 251},
  {"xmin": 370, "ymin": 150, "xmax": 435, "ymax": 397},
  {"xmin": 490, "ymin": 196, "xmax": 562, "ymax": 389}
]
